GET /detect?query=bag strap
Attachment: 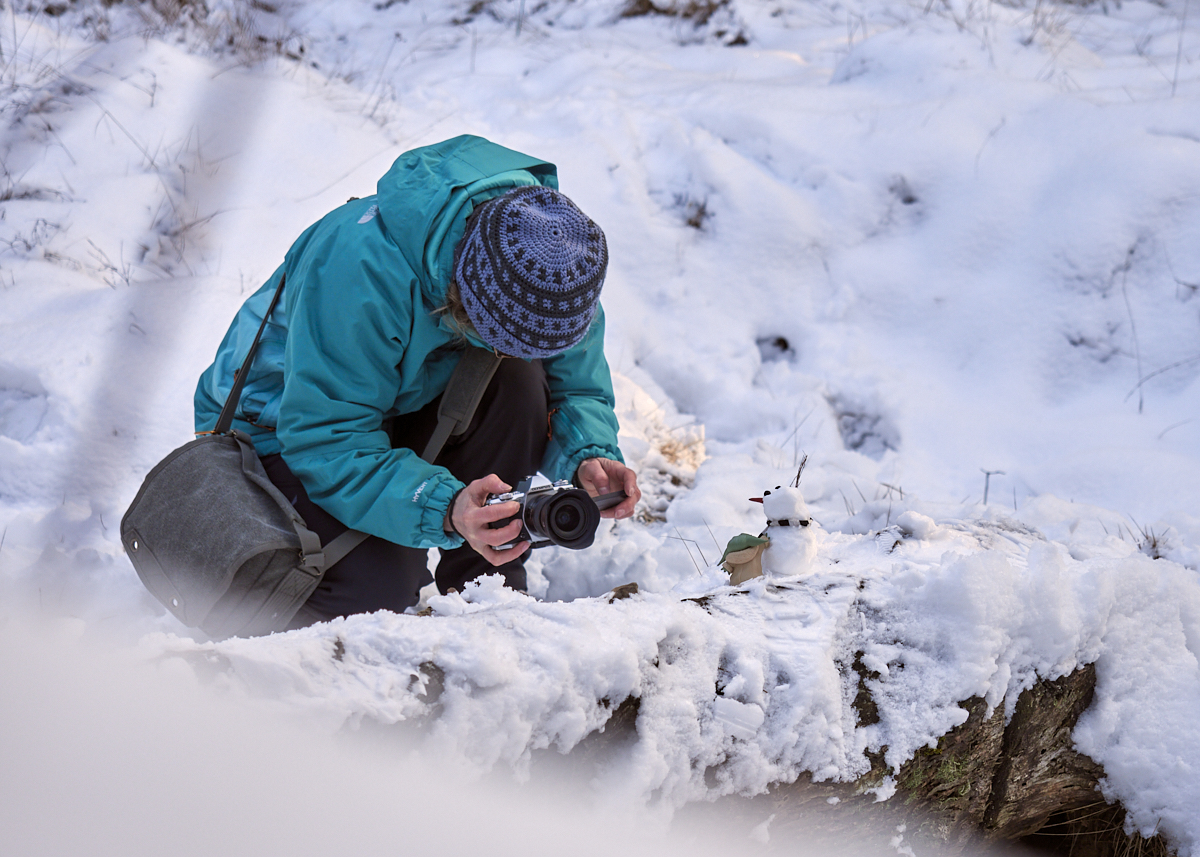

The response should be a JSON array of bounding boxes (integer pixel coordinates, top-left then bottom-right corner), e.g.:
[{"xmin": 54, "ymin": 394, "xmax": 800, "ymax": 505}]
[
  {"xmin": 231, "ymin": 430, "xmax": 369, "ymax": 574},
  {"xmin": 299, "ymin": 348, "xmax": 499, "ymax": 571},
  {"xmin": 322, "ymin": 528, "xmax": 370, "ymax": 568},
  {"xmin": 230, "ymin": 430, "xmax": 324, "ymax": 560},
  {"xmin": 215, "ymin": 279, "xmax": 371, "ymax": 570},
  {"xmin": 420, "ymin": 347, "xmax": 502, "ymax": 463},
  {"xmin": 215, "ymin": 277, "xmax": 497, "ymax": 569},
  {"xmin": 214, "ymin": 273, "xmax": 288, "ymax": 436}
]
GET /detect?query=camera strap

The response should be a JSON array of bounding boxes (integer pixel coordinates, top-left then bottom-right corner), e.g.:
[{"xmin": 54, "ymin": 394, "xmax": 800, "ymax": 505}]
[{"xmin": 420, "ymin": 347, "xmax": 502, "ymax": 463}]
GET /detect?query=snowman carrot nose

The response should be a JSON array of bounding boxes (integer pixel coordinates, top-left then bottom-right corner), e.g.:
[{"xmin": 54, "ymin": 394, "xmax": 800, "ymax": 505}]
[{"xmin": 749, "ymin": 497, "xmax": 764, "ymax": 503}]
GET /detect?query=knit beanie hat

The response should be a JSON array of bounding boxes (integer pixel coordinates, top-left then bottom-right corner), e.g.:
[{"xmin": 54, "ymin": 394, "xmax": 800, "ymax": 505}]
[{"xmin": 453, "ymin": 186, "xmax": 608, "ymax": 359}]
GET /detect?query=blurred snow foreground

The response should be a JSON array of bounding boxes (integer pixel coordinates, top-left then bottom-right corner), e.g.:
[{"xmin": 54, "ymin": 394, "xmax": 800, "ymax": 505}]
[{"xmin": 3, "ymin": 0, "xmax": 1200, "ymax": 853}]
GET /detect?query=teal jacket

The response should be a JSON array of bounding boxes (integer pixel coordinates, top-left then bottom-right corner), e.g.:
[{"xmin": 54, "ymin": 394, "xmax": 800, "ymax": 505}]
[{"xmin": 194, "ymin": 136, "xmax": 622, "ymax": 550}]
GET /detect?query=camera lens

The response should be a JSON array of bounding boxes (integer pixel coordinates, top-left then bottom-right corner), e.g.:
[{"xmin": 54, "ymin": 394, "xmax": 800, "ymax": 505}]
[
  {"xmin": 525, "ymin": 488, "xmax": 600, "ymax": 550},
  {"xmin": 554, "ymin": 505, "xmax": 581, "ymax": 532}
]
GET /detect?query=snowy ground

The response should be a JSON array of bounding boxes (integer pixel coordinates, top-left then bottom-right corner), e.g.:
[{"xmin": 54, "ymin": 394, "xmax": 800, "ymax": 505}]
[{"xmin": 2, "ymin": 0, "xmax": 1199, "ymax": 853}]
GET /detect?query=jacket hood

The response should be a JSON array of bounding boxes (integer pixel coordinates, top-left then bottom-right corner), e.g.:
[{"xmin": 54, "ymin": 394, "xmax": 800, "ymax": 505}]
[{"xmin": 375, "ymin": 135, "xmax": 558, "ymax": 310}]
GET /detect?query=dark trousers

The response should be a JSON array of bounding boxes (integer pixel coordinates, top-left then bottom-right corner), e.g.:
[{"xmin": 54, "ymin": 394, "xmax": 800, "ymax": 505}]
[{"xmin": 264, "ymin": 358, "xmax": 550, "ymax": 629}]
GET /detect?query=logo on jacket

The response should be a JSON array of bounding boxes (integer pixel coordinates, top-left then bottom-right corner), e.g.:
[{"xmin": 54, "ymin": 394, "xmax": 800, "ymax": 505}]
[{"xmin": 358, "ymin": 204, "xmax": 379, "ymax": 225}]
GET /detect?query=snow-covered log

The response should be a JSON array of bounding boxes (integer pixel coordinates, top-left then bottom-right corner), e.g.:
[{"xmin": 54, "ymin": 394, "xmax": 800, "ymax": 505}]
[
  {"xmin": 762, "ymin": 664, "xmax": 1135, "ymax": 852},
  {"xmin": 593, "ymin": 664, "xmax": 1169, "ymax": 855}
]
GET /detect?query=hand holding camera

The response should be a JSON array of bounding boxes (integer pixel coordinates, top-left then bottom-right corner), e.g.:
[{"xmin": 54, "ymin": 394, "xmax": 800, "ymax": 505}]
[
  {"xmin": 445, "ymin": 474, "xmax": 533, "ymax": 565},
  {"xmin": 575, "ymin": 457, "xmax": 641, "ymax": 521},
  {"xmin": 447, "ymin": 459, "xmax": 639, "ymax": 563}
]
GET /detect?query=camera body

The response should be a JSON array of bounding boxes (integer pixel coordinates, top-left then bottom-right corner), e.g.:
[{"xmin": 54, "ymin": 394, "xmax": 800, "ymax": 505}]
[{"xmin": 486, "ymin": 473, "xmax": 622, "ymax": 551}]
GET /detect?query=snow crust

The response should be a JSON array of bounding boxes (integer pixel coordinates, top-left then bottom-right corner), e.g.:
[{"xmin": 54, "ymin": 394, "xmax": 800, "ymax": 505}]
[{"xmin": 2, "ymin": 0, "xmax": 1200, "ymax": 851}]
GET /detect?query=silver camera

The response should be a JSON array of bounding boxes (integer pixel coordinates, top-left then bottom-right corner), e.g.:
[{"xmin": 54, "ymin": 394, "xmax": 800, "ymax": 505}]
[{"xmin": 486, "ymin": 473, "xmax": 625, "ymax": 550}]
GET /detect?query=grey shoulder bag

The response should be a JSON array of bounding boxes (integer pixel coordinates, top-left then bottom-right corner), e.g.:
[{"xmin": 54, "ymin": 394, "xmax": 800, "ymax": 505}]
[{"xmin": 121, "ymin": 274, "xmax": 499, "ymax": 639}]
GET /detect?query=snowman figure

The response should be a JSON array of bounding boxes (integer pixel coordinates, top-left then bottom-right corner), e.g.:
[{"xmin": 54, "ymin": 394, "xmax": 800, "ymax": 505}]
[{"xmin": 752, "ymin": 483, "xmax": 818, "ymax": 579}]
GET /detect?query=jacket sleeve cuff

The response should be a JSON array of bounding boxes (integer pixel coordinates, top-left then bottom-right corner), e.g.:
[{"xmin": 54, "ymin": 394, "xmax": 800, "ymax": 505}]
[{"xmin": 421, "ymin": 475, "xmax": 468, "ymax": 550}]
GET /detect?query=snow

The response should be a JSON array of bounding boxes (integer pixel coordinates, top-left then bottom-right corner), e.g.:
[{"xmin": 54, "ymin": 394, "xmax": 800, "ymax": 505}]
[
  {"xmin": 2, "ymin": 0, "xmax": 1200, "ymax": 852},
  {"xmin": 0, "ymin": 615, "xmax": 759, "ymax": 857}
]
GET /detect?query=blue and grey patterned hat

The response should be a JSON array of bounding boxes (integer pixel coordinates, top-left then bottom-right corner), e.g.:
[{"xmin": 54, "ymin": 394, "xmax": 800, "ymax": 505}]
[{"xmin": 453, "ymin": 186, "xmax": 608, "ymax": 359}]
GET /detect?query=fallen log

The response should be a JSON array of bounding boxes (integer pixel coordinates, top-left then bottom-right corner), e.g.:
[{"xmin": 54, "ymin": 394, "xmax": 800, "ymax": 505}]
[
  {"xmin": 569, "ymin": 663, "xmax": 1173, "ymax": 856},
  {"xmin": 673, "ymin": 663, "xmax": 1173, "ymax": 856}
]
